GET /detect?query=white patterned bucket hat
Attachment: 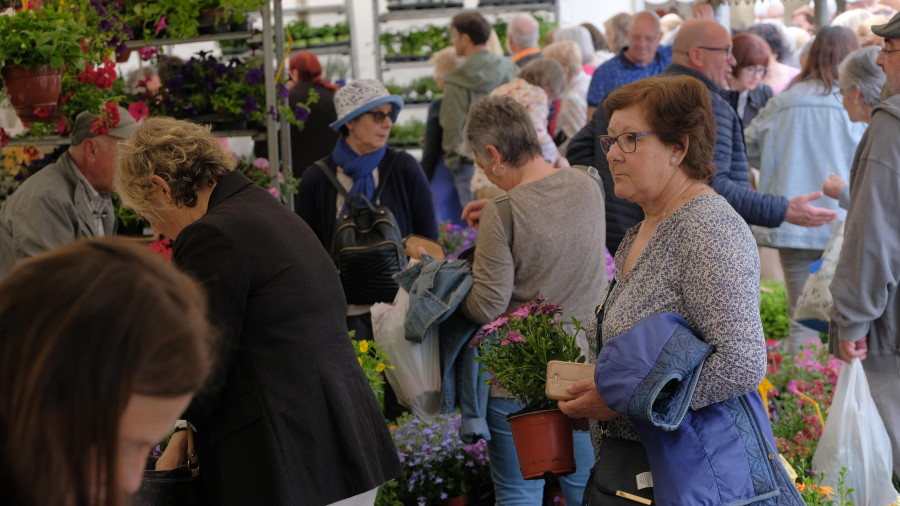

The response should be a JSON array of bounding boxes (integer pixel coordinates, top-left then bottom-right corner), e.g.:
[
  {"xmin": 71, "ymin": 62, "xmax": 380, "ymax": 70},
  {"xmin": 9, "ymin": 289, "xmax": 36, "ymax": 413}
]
[{"xmin": 330, "ymin": 79, "xmax": 404, "ymax": 132}]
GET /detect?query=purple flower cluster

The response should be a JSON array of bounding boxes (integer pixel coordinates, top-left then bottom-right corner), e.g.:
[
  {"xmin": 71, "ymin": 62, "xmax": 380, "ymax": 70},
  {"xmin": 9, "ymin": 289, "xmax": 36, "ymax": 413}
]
[
  {"xmin": 388, "ymin": 413, "xmax": 490, "ymax": 505},
  {"xmin": 438, "ymin": 222, "xmax": 478, "ymax": 259}
]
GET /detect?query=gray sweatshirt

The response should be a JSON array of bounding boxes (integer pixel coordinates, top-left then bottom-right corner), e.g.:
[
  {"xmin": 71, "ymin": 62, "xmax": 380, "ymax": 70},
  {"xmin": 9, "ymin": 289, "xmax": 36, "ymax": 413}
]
[
  {"xmin": 829, "ymin": 94, "xmax": 900, "ymax": 374},
  {"xmin": 461, "ymin": 167, "xmax": 608, "ymax": 356}
]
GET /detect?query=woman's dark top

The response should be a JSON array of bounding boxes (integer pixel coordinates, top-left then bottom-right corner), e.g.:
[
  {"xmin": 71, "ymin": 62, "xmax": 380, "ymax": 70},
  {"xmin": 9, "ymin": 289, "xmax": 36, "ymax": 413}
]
[
  {"xmin": 420, "ymin": 98, "xmax": 443, "ymax": 180},
  {"xmin": 722, "ymin": 84, "xmax": 774, "ymax": 128},
  {"xmin": 297, "ymin": 148, "xmax": 439, "ymax": 252},
  {"xmin": 289, "ymin": 82, "xmax": 339, "ymax": 179},
  {"xmin": 175, "ymin": 170, "xmax": 401, "ymax": 505}
]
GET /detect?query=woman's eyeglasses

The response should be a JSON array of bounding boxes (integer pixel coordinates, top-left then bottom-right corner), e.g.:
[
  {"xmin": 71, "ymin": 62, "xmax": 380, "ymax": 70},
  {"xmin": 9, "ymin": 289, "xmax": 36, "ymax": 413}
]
[
  {"xmin": 741, "ymin": 65, "xmax": 768, "ymax": 77},
  {"xmin": 364, "ymin": 110, "xmax": 391, "ymax": 124},
  {"xmin": 599, "ymin": 131, "xmax": 655, "ymax": 154}
]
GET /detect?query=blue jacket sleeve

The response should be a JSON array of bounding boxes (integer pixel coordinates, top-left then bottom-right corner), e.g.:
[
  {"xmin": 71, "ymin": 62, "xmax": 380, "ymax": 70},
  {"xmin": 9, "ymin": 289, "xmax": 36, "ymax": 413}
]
[{"xmin": 709, "ymin": 97, "xmax": 788, "ymax": 228}]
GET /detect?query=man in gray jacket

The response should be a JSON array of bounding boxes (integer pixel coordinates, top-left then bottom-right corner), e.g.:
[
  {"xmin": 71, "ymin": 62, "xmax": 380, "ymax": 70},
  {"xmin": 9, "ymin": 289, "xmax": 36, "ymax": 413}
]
[
  {"xmin": 440, "ymin": 11, "xmax": 517, "ymax": 209},
  {"xmin": 0, "ymin": 107, "xmax": 139, "ymax": 276},
  {"xmin": 830, "ymin": 12, "xmax": 900, "ymax": 477}
]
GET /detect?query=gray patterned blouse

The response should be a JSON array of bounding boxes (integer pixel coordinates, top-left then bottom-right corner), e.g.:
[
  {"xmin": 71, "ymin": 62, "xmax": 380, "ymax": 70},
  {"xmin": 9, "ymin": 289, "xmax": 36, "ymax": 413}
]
[{"xmin": 588, "ymin": 194, "xmax": 767, "ymax": 446}]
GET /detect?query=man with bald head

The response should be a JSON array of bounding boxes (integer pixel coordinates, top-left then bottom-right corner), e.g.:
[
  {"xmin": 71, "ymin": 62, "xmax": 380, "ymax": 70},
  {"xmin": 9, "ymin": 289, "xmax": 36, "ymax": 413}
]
[
  {"xmin": 664, "ymin": 18, "xmax": 836, "ymax": 228},
  {"xmin": 507, "ymin": 13, "xmax": 542, "ymax": 67},
  {"xmin": 586, "ymin": 11, "xmax": 672, "ymax": 117}
]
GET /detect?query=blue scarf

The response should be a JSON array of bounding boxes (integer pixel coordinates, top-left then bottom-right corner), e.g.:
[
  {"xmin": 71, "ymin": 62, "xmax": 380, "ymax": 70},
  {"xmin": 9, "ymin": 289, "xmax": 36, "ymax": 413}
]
[{"xmin": 332, "ymin": 136, "xmax": 387, "ymax": 205}]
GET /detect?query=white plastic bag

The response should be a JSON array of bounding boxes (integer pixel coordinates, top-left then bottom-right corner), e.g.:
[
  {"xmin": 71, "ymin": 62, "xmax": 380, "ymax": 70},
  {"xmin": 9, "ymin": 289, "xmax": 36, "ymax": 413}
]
[
  {"xmin": 371, "ymin": 286, "xmax": 441, "ymax": 422},
  {"xmin": 794, "ymin": 220, "xmax": 844, "ymax": 323},
  {"xmin": 811, "ymin": 358, "xmax": 897, "ymax": 505}
]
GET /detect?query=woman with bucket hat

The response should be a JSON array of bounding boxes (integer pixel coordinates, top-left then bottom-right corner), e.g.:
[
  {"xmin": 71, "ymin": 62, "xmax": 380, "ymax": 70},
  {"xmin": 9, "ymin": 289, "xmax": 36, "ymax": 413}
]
[{"xmin": 296, "ymin": 79, "xmax": 438, "ymax": 354}]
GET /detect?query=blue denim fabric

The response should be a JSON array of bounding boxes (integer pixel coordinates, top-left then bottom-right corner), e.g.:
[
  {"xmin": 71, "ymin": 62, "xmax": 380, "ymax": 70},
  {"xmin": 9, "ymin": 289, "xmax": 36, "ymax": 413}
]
[
  {"xmin": 486, "ymin": 397, "xmax": 594, "ymax": 506},
  {"xmin": 394, "ymin": 255, "xmax": 474, "ymax": 343},
  {"xmin": 394, "ymin": 256, "xmax": 488, "ymax": 442}
]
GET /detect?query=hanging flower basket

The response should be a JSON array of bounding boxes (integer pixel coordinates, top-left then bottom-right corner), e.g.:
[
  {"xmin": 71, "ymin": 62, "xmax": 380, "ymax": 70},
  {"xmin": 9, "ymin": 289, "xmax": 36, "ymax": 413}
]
[
  {"xmin": 1, "ymin": 64, "xmax": 64, "ymax": 123},
  {"xmin": 507, "ymin": 408, "xmax": 576, "ymax": 480}
]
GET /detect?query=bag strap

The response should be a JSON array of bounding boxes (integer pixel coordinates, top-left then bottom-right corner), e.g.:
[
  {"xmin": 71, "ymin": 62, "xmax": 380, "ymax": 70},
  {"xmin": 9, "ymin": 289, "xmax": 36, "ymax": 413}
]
[
  {"xmin": 315, "ymin": 148, "xmax": 400, "ymax": 206},
  {"xmin": 314, "ymin": 159, "xmax": 354, "ymax": 204},
  {"xmin": 494, "ymin": 194, "xmax": 513, "ymax": 248},
  {"xmin": 373, "ymin": 148, "xmax": 399, "ymax": 205}
]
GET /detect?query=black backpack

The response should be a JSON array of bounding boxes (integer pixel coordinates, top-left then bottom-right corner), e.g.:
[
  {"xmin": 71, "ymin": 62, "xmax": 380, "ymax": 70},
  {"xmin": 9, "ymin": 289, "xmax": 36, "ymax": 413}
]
[{"xmin": 315, "ymin": 151, "xmax": 406, "ymax": 305}]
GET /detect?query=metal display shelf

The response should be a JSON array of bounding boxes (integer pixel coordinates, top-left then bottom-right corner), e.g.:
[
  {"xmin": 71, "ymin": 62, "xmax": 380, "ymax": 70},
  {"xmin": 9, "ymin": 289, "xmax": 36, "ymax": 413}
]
[
  {"xmin": 125, "ymin": 31, "xmax": 262, "ymax": 49},
  {"xmin": 5, "ymin": 130, "xmax": 266, "ymax": 147},
  {"xmin": 282, "ymin": 3, "xmax": 346, "ymax": 15},
  {"xmin": 379, "ymin": 1, "xmax": 556, "ymax": 20},
  {"xmin": 292, "ymin": 42, "xmax": 353, "ymax": 55}
]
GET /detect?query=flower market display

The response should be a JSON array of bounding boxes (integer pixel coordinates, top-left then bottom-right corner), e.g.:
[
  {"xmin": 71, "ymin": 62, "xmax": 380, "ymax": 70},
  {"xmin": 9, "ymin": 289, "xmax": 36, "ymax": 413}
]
[
  {"xmin": 473, "ymin": 298, "xmax": 585, "ymax": 413},
  {"xmin": 378, "ymin": 413, "xmax": 492, "ymax": 506}
]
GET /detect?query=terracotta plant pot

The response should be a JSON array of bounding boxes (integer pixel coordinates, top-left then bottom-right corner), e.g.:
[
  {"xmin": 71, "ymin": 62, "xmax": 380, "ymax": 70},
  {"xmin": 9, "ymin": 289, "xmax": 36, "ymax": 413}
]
[
  {"xmin": 439, "ymin": 493, "xmax": 471, "ymax": 506},
  {"xmin": 1, "ymin": 64, "xmax": 63, "ymax": 123},
  {"xmin": 507, "ymin": 408, "xmax": 575, "ymax": 480}
]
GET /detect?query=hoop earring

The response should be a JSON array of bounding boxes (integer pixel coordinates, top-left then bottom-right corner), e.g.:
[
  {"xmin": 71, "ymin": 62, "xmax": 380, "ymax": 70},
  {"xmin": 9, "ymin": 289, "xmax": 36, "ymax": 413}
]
[{"xmin": 492, "ymin": 164, "xmax": 506, "ymax": 176}]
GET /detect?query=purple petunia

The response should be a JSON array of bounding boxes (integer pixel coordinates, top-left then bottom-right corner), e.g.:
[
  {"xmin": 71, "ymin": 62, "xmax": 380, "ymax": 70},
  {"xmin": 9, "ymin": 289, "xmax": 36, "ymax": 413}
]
[
  {"xmin": 277, "ymin": 83, "xmax": 290, "ymax": 100},
  {"xmin": 293, "ymin": 105, "xmax": 309, "ymax": 123},
  {"xmin": 242, "ymin": 96, "xmax": 260, "ymax": 116},
  {"xmin": 245, "ymin": 67, "xmax": 264, "ymax": 86}
]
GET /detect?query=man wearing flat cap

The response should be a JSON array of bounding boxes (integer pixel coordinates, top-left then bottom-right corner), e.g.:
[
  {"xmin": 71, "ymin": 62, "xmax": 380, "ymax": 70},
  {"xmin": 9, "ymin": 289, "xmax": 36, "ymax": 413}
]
[
  {"xmin": 0, "ymin": 106, "xmax": 139, "ymax": 276},
  {"xmin": 830, "ymin": 11, "xmax": 900, "ymax": 478}
]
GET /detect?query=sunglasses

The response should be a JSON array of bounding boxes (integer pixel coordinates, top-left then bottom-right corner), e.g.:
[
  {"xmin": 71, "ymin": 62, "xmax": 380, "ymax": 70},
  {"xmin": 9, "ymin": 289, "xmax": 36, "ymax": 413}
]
[{"xmin": 363, "ymin": 110, "xmax": 392, "ymax": 124}]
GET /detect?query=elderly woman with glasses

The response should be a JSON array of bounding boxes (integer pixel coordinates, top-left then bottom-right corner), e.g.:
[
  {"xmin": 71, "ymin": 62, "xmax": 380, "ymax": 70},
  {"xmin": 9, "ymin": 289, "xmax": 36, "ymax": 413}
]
[
  {"xmin": 558, "ymin": 75, "xmax": 802, "ymax": 504},
  {"xmin": 459, "ymin": 94, "xmax": 606, "ymax": 506},
  {"xmin": 823, "ymin": 45, "xmax": 888, "ymax": 207},
  {"xmin": 744, "ymin": 26, "xmax": 866, "ymax": 355},
  {"xmin": 722, "ymin": 32, "xmax": 775, "ymax": 127}
]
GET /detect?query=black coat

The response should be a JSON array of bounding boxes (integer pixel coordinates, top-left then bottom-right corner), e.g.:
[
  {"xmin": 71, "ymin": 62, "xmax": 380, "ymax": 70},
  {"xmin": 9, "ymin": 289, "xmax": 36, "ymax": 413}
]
[
  {"xmin": 175, "ymin": 171, "xmax": 401, "ymax": 506},
  {"xmin": 721, "ymin": 84, "xmax": 774, "ymax": 130},
  {"xmin": 567, "ymin": 106, "xmax": 644, "ymax": 255},
  {"xmin": 289, "ymin": 82, "xmax": 339, "ymax": 180}
]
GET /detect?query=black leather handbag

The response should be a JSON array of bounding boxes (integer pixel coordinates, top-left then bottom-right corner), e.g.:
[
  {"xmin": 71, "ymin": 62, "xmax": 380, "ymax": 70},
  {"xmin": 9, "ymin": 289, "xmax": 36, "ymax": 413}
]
[
  {"xmin": 133, "ymin": 427, "xmax": 205, "ymax": 506},
  {"xmin": 315, "ymin": 152, "xmax": 406, "ymax": 305},
  {"xmin": 584, "ymin": 279, "xmax": 654, "ymax": 505}
]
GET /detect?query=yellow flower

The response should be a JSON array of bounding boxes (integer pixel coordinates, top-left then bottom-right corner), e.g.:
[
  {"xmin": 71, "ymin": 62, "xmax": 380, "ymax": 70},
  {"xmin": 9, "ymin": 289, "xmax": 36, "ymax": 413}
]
[
  {"xmin": 376, "ymin": 363, "xmax": 386, "ymax": 372},
  {"xmin": 359, "ymin": 340, "xmax": 369, "ymax": 353},
  {"xmin": 358, "ymin": 357, "xmax": 363, "ymax": 366}
]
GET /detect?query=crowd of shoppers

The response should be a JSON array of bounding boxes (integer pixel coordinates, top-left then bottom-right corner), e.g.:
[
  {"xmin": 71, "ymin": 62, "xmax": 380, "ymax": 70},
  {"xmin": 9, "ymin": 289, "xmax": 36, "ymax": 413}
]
[{"xmin": 3, "ymin": 3, "xmax": 900, "ymax": 505}]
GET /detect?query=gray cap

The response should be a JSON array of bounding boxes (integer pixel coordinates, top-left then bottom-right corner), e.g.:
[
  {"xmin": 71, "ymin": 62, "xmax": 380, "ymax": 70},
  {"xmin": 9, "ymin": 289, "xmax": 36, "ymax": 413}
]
[
  {"xmin": 872, "ymin": 12, "xmax": 900, "ymax": 39},
  {"xmin": 71, "ymin": 106, "xmax": 140, "ymax": 145}
]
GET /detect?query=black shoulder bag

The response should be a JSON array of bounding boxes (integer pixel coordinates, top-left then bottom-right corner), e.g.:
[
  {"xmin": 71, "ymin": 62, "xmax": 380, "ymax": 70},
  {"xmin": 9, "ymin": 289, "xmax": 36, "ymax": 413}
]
[{"xmin": 315, "ymin": 150, "xmax": 407, "ymax": 305}]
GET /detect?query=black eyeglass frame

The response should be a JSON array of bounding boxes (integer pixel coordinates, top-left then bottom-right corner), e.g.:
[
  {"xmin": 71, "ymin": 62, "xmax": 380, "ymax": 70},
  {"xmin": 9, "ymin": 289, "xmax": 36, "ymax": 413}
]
[
  {"xmin": 362, "ymin": 110, "xmax": 392, "ymax": 124},
  {"xmin": 598, "ymin": 131, "xmax": 655, "ymax": 154},
  {"xmin": 696, "ymin": 45, "xmax": 733, "ymax": 59}
]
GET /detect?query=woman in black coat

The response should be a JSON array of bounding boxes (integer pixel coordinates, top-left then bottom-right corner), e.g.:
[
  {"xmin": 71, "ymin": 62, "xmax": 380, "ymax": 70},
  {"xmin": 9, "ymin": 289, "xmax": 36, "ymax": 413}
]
[{"xmin": 115, "ymin": 117, "xmax": 400, "ymax": 506}]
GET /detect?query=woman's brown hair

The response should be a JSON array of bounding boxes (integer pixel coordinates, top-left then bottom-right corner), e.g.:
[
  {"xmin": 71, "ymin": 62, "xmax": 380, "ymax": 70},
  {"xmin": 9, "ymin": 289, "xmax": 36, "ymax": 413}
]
[
  {"xmin": 789, "ymin": 25, "xmax": 860, "ymax": 94},
  {"xmin": 732, "ymin": 32, "xmax": 772, "ymax": 76},
  {"xmin": 604, "ymin": 75, "xmax": 717, "ymax": 183},
  {"xmin": 0, "ymin": 238, "xmax": 216, "ymax": 506}
]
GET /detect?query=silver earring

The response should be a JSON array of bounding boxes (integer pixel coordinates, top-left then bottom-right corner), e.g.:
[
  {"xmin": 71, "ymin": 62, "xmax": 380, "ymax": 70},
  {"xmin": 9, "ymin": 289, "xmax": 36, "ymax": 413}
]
[
  {"xmin": 671, "ymin": 156, "xmax": 678, "ymax": 164},
  {"xmin": 492, "ymin": 164, "xmax": 506, "ymax": 176}
]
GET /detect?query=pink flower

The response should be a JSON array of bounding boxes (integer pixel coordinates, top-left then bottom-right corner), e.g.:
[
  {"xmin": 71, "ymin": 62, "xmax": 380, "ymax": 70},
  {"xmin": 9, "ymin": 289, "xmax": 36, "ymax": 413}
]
[
  {"xmin": 268, "ymin": 187, "xmax": 280, "ymax": 199},
  {"xmin": 155, "ymin": 16, "xmax": 167, "ymax": 36},
  {"xmin": 481, "ymin": 315, "xmax": 509, "ymax": 335},
  {"xmin": 253, "ymin": 157, "xmax": 270, "ymax": 170},
  {"xmin": 128, "ymin": 101, "xmax": 149, "ymax": 121},
  {"xmin": 511, "ymin": 305, "xmax": 530, "ymax": 319}
]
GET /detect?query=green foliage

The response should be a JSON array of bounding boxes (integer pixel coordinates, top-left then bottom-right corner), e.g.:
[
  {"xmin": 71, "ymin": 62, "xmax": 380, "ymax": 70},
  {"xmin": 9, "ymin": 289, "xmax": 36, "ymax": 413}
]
[
  {"xmin": 388, "ymin": 119, "xmax": 425, "ymax": 148},
  {"xmin": 288, "ymin": 21, "xmax": 351, "ymax": 47},
  {"xmin": 760, "ymin": 280, "xmax": 790, "ymax": 341},
  {"xmin": 235, "ymin": 156, "xmax": 300, "ymax": 206},
  {"xmin": 0, "ymin": 5, "xmax": 90, "ymax": 70},
  {"xmin": 380, "ymin": 25, "xmax": 450, "ymax": 58},
  {"xmin": 347, "ymin": 331, "xmax": 393, "ymax": 410},
  {"xmin": 475, "ymin": 298, "xmax": 585, "ymax": 412},
  {"xmin": 795, "ymin": 467, "xmax": 854, "ymax": 505}
]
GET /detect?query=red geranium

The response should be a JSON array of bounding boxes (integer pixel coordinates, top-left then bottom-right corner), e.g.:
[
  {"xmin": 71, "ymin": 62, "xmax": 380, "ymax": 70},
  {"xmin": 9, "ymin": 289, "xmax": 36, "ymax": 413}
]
[{"xmin": 90, "ymin": 102, "xmax": 120, "ymax": 136}]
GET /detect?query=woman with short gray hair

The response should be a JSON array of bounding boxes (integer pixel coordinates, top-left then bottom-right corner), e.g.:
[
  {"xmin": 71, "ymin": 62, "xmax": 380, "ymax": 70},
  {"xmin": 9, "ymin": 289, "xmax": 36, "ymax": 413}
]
[
  {"xmin": 459, "ymin": 94, "xmax": 606, "ymax": 506},
  {"xmin": 823, "ymin": 45, "xmax": 887, "ymax": 207}
]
